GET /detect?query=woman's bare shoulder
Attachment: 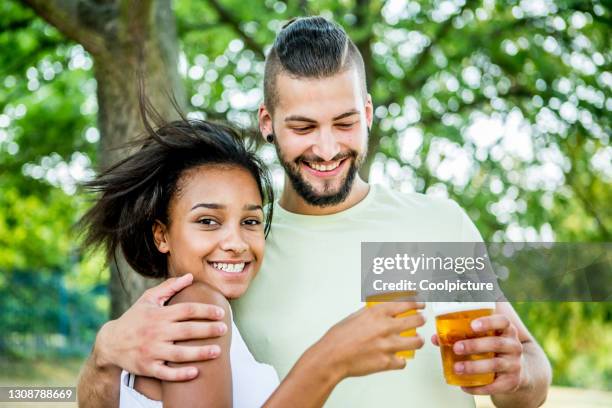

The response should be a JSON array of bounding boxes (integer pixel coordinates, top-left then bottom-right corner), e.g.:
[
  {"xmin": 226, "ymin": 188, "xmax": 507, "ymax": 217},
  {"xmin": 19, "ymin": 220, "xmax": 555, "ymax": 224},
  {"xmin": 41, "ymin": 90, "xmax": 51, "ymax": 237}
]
[{"xmin": 168, "ymin": 280, "xmax": 229, "ymax": 310}]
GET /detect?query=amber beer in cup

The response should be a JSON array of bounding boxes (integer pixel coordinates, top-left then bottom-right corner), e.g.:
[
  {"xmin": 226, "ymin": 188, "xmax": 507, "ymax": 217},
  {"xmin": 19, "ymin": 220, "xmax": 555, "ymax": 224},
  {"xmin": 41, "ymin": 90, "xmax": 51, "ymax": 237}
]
[
  {"xmin": 434, "ymin": 302, "xmax": 496, "ymax": 386},
  {"xmin": 366, "ymin": 291, "xmax": 418, "ymax": 359}
]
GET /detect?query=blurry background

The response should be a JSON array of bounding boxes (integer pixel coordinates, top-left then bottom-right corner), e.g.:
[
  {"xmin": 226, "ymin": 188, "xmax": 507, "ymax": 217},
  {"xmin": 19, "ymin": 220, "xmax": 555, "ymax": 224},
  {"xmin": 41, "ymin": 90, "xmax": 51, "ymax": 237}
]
[{"xmin": 0, "ymin": 0, "xmax": 610, "ymax": 405}]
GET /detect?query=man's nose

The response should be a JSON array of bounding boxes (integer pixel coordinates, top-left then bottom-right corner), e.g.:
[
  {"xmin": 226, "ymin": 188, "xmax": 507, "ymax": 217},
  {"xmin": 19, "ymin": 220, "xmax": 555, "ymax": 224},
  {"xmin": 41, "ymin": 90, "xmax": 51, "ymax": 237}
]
[{"xmin": 311, "ymin": 128, "xmax": 341, "ymax": 162}]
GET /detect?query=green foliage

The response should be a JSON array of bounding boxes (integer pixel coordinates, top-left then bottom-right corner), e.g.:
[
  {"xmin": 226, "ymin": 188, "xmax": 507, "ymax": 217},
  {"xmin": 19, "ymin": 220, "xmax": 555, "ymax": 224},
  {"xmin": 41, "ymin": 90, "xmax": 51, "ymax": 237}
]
[
  {"xmin": 1, "ymin": 0, "xmax": 610, "ymax": 389},
  {"xmin": 0, "ymin": 0, "xmax": 102, "ymax": 352},
  {"xmin": 513, "ymin": 302, "xmax": 612, "ymax": 389},
  {"xmin": 0, "ymin": 268, "xmax": 107, "ymax": 359}
]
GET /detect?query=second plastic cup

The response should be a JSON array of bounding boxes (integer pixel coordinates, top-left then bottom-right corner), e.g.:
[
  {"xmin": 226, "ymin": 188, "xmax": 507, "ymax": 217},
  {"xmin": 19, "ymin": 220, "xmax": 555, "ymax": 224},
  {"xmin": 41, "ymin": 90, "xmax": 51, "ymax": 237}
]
[{"xmin": 433, "ymin": 302, "xmax": 496, "ymax": 387}]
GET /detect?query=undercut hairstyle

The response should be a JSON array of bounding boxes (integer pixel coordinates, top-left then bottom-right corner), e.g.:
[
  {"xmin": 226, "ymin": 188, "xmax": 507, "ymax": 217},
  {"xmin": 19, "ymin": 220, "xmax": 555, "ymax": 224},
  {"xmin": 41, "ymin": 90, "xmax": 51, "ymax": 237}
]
[
  {"xmin": 78, "ymin": 101, "xmax": 274, "ymax": 280},
  {"xmin": 263, "ymin": 16, "xmax": 367, "ymax": 114}
]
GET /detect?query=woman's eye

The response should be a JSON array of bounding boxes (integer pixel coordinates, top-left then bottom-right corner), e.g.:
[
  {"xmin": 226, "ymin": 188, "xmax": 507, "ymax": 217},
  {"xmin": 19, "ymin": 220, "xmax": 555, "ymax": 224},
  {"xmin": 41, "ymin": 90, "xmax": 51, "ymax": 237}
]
[
  {"xmin": 336, "ymin": 122, "xmax": 356, "ymax": 129},
  {"xmin": 198, "ymin": 218, "xmax": 219, "ymax": 226},
  {"xmin": 243, "ymin": 219, "xmax": 262, "ymax": 226}
]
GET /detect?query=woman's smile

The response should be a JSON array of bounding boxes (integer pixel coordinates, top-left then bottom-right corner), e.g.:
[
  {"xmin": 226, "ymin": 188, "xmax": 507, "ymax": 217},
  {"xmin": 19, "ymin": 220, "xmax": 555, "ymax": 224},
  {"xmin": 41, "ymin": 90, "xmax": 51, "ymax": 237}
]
[{"xmin": 208, "ymin": 260, "xmax": 253, "ymax": 282}]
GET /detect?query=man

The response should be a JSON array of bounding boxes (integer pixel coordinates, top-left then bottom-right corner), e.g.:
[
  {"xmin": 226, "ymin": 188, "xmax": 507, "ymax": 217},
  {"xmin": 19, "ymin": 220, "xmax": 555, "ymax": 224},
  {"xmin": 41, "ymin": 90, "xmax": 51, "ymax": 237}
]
[{"xmin": 78, "ymin": 17, "xmax": 551, "ymax": 407}]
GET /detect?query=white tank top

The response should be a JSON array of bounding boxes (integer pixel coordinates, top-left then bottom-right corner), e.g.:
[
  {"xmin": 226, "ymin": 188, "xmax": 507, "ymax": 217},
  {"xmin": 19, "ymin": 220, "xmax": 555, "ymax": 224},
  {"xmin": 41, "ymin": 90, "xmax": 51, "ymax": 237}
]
[{"xmin": 119, "ymin": 315, "xmax": 279, "ymax": 407}]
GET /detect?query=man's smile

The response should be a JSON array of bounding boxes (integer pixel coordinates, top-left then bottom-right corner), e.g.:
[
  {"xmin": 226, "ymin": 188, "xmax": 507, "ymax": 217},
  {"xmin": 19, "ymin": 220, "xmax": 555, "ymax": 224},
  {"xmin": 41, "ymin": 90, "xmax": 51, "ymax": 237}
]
[{"xmin": 301, "ymin": 158, "xmax": 349, "ymax": 178}]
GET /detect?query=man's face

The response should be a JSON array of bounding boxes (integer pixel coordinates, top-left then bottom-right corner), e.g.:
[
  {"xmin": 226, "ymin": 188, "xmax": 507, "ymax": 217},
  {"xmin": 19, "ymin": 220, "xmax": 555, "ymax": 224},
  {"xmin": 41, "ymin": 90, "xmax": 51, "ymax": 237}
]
[{"xmin": 260, "ymin": 67, "xmax": 373, "ymax": 207}]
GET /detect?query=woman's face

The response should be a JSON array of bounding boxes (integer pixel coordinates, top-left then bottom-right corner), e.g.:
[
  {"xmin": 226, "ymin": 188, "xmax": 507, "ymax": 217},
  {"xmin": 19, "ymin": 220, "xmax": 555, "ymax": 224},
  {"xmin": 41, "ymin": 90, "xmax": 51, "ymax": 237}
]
[{"xmin": 154, "ymin": 165, "xmax": 265, "ymax": 299}]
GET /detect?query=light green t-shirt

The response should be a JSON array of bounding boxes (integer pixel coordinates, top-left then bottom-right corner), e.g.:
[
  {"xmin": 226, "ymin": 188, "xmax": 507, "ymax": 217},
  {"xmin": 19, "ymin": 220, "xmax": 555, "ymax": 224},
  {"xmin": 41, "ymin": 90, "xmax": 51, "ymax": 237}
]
[{"xmin": 233, "ymin": 184, "xmax": 482, "ymax": 407}]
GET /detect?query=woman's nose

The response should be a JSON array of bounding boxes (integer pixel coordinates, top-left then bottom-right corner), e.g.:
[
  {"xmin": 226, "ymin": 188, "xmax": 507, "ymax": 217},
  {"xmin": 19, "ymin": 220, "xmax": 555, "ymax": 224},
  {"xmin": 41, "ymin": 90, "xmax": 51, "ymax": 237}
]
[{"xmin": 220, "ymin": 228, "xmax": 249, "ymax": 254}]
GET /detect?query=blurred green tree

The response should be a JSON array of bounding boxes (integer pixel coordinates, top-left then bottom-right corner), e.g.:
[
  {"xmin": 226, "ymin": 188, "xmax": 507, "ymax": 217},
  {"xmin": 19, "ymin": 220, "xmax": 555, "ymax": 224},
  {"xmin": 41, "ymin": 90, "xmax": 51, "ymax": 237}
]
[{"xmin": 1, "ymin": 0, "xmax": 610, "ymax": 388}]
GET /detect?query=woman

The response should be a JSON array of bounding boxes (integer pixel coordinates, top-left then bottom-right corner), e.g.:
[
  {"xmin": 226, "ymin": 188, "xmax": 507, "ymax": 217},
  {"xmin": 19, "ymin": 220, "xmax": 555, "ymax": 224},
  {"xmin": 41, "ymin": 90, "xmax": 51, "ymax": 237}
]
[{"xmin": 79, "ymin": 110, "xmax": 425, "ymax": 407}]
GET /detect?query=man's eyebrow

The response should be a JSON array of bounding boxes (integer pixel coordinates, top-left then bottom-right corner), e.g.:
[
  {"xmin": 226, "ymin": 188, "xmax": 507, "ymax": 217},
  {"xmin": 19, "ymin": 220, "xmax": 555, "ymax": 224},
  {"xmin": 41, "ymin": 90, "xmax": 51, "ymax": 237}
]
[
  {"xmin": 332, "ymin": 109, "xmax": 359, "ymax": 121},
  {"xmin": 285, "ymin": 115, "xmax": 316, "ymax": 123},
  {"xmin": 284, "ymin": 109, "xmax": 359, "ymax": 123}
]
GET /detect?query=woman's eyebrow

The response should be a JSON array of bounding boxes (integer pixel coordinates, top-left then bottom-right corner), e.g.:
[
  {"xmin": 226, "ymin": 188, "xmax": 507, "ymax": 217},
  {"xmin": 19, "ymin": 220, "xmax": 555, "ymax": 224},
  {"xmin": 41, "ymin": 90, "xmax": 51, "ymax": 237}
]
[
  {"xmin": 190, "ymin": 203, "xmax": 262, "ymax": 212},
  {"xmin": 191, "ymin": 203, "xmax": 223, "ymax": 211}
]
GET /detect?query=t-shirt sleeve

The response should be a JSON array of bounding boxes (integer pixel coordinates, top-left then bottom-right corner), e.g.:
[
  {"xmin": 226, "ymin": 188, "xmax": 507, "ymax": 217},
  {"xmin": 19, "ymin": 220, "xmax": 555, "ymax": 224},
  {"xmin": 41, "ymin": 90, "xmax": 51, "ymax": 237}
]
[{"xmin": 451, "ymin": 200, "xmax": 506, "ymax": 301}]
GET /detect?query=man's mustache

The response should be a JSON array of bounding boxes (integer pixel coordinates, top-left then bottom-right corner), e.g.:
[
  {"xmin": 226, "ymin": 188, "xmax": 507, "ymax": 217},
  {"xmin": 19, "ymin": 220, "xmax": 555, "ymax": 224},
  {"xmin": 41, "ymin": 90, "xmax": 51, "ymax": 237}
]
[{"xmin": 295, "ymin": 151, "xmax": 357, "ymax": 164}]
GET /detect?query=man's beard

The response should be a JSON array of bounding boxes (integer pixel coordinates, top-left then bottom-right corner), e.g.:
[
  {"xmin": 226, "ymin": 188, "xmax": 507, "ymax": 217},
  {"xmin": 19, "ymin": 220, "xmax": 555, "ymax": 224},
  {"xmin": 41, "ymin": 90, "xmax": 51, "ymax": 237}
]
[{"xmin": 274, "ymin": 142, "xmax": 366, "ymax": 208}]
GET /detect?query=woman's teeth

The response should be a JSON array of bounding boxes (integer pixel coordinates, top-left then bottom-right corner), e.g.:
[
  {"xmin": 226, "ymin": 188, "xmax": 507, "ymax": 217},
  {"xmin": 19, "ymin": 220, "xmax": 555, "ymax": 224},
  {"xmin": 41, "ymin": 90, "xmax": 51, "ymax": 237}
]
[
  {"xmin": 212, "ymin": 262, "xmax": 246, "ymax": 273},
  {"xmin": 306, "ymin": 161, "xmax": 341, "ymax": 172}
]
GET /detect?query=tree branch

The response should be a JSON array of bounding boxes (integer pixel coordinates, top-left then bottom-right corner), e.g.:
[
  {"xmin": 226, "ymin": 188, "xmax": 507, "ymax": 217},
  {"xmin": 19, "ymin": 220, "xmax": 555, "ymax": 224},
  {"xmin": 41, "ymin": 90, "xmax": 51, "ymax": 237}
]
[
  {"xmin": 417, "ymin": 84, "xmax": 532, "ymax": 127},
  {"xmin": 297, "ymin": 0, "xmax": 309, "ymax": 15},
  {"xmin": 0, "ymin": 36, "xmax": 68, "ymax": 78},
  {"xmin": 207, "ymin": 0, "xmax": 265, "ymax": 59},
  {"xmin": 567, "ymin": 2, "xmax": 612, "ymax": 26},
  {"xmin": 379, "ymin": 12, "xmax": 550, "ymax": 108},
  {"xmin": 20, "ymin": 0, "xmax": 109, "ymax": 57},
  {"xmin": 563, "ymin": 126, "xmax": 611, "ymax": 240},
  {"xmin": 402, "ymin": 0, "xmax": 475, "ymax": 90},
  {"xmin": 568, "ymin": 180, "xmax": 610, "ymax": 240},
  {"xmin": 0, "ymin": 16, "xmax": 35, "ymax": 32},
  {"xmin": 117, "ymin": 0, "xmax": 153, "ymax": 45},
  {"xmin": 177, "ymin": 21, "xmax": 220, "ymax": 37}
]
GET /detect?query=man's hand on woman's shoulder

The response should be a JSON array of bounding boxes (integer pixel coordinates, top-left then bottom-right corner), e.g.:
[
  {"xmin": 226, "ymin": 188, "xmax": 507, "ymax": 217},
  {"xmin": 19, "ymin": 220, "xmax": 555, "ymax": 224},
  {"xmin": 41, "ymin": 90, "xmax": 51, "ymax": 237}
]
[{"xmin": 94, "ymin": 273, "xmax": 228, "ymax": 381}]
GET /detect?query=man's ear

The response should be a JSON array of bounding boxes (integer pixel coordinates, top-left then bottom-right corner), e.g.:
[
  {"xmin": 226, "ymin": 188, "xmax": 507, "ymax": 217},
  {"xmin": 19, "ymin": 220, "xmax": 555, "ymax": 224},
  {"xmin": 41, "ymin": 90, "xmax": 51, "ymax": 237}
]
[
  {"xmin": 152, "ymin": 220, "xmax": 170, "ymax": 253},
  {"xmin": 258, "ymin": 103, "xmax": 274, "ymax": 140},
  {"xmin": 365, "ymin": 93, "xmax": 374, "ymax": 130}
]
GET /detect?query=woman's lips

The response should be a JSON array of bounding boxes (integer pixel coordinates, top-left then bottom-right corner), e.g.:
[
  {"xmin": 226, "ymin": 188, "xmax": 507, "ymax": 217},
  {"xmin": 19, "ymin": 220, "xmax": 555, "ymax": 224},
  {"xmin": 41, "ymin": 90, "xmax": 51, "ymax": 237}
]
[{"xmin": 208, "ymin": 261, "xmax": 252, "ymax": 281}]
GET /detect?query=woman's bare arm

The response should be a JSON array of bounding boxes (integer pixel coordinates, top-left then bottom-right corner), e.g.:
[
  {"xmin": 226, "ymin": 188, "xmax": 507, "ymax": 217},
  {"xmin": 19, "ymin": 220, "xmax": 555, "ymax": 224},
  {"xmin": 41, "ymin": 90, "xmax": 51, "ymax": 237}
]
[{"xmin": 161, "ymin": 282, "xmax": 233, "ymax": 408}]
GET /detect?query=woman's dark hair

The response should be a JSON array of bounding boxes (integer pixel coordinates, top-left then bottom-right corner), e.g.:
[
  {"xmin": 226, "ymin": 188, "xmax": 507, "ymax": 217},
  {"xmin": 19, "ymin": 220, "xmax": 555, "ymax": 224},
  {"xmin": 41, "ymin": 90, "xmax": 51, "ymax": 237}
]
[{"xmin": 79, "ymin": 104, "xmax": 274, "ymax": 280}]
